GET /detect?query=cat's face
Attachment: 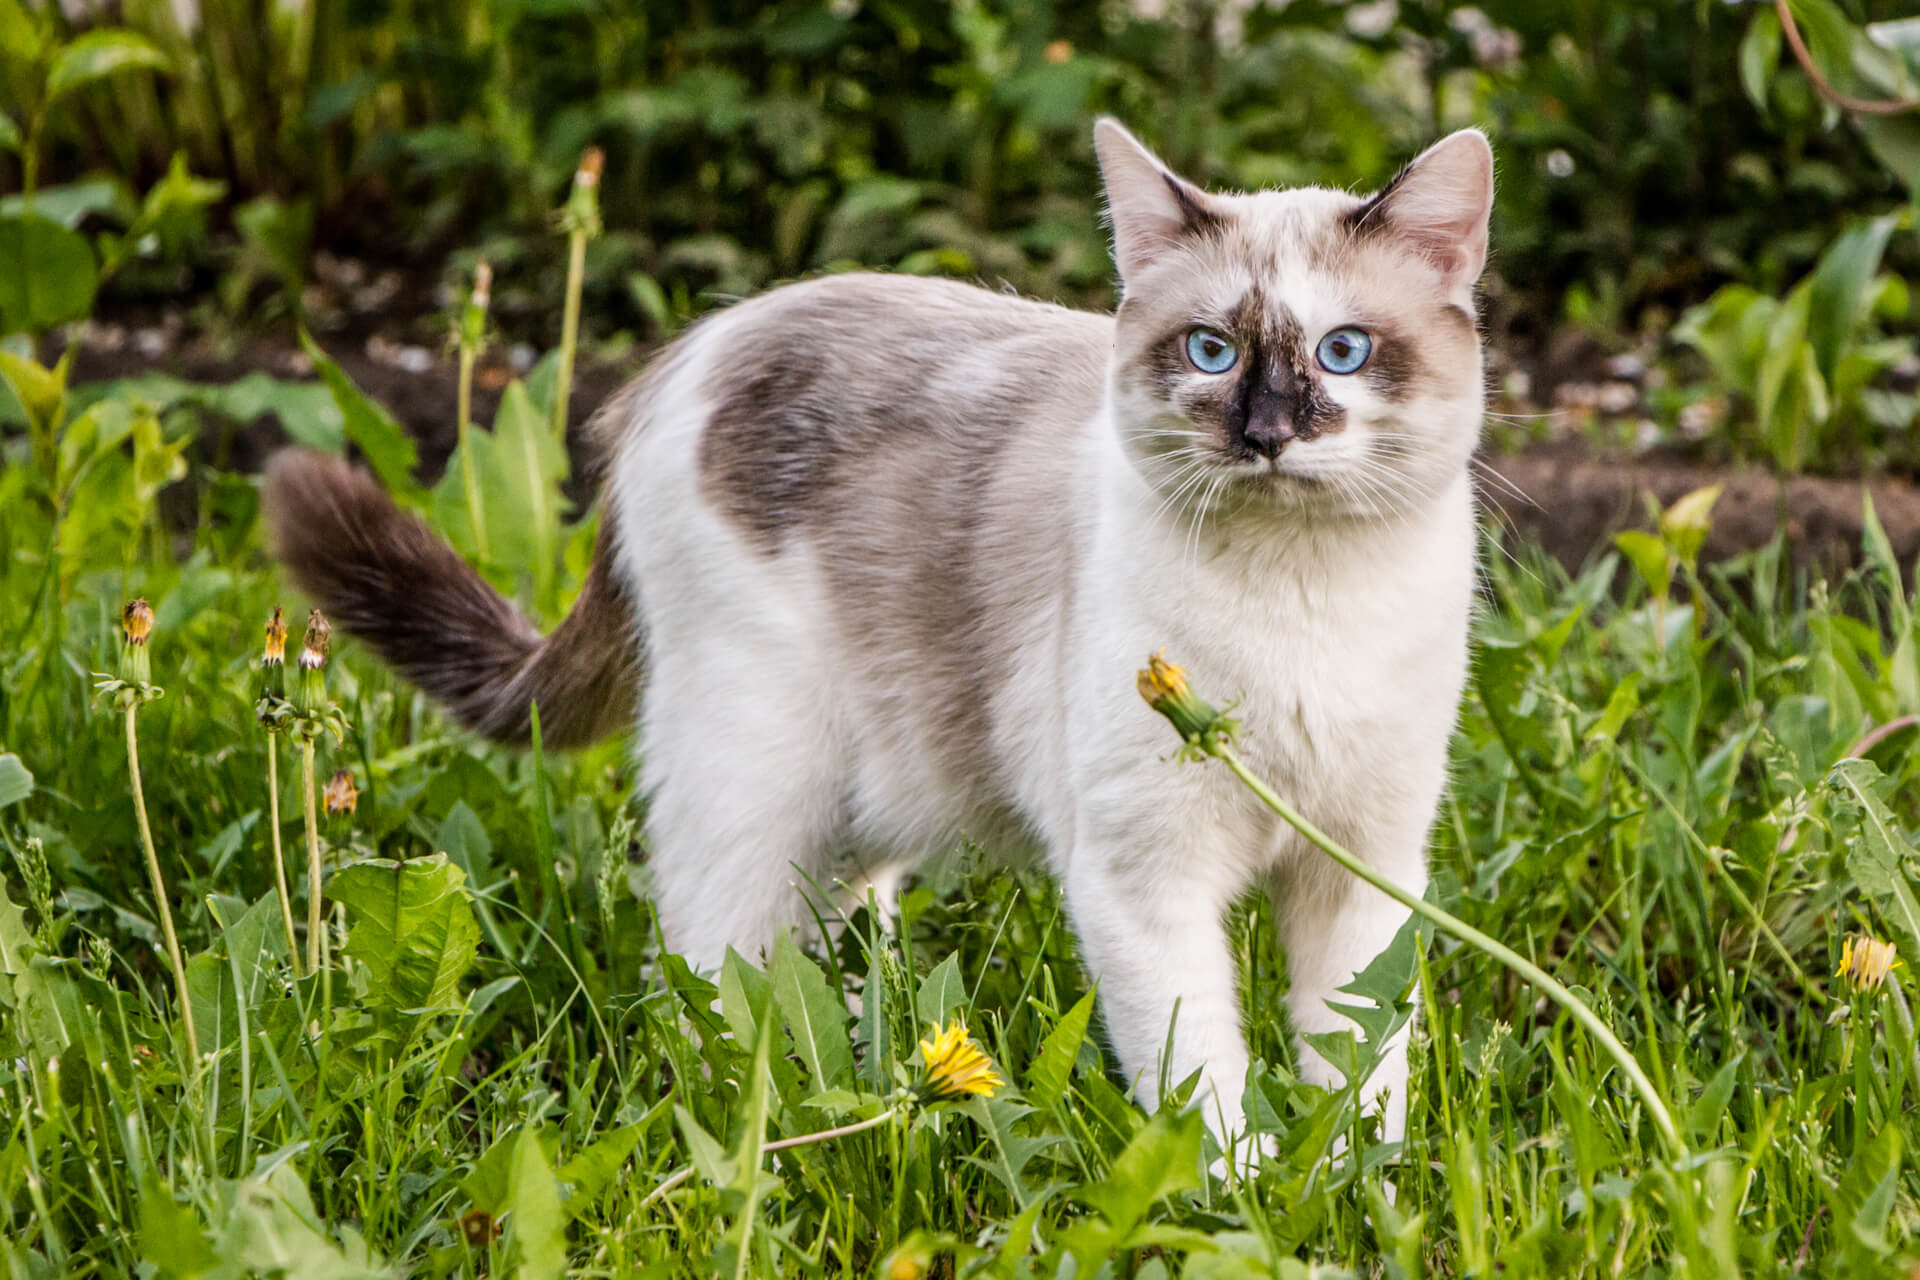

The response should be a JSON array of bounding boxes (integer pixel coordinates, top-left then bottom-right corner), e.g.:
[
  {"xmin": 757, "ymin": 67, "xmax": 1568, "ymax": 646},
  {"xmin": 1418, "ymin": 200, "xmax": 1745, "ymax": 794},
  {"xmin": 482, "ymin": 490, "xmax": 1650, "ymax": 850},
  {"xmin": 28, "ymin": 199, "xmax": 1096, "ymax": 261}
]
[{"xmin": 1097, "ymin": 121, "xmax": 1492, "ymax": 522}]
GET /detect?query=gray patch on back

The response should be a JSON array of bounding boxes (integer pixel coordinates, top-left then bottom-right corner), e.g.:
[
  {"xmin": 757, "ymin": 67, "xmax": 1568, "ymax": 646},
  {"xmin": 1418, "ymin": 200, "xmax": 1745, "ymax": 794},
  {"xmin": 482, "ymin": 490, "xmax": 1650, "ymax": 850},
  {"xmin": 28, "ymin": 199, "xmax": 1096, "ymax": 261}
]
[{"xmin": 697, "ymin": 273, "xmax": 1110, "ymax": 804}]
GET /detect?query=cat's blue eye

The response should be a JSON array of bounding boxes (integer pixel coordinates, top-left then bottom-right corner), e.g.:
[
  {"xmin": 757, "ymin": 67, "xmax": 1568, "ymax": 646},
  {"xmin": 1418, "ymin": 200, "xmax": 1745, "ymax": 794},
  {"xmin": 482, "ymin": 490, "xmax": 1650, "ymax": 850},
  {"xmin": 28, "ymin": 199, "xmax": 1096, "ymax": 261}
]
[
  {"xmin": 1316, "ymin": 327, "xmax": 1372, "ymax": 375},
  {"xmin": 1185, "ymin": 328, "xmax": 1238, "ymax": 374}
]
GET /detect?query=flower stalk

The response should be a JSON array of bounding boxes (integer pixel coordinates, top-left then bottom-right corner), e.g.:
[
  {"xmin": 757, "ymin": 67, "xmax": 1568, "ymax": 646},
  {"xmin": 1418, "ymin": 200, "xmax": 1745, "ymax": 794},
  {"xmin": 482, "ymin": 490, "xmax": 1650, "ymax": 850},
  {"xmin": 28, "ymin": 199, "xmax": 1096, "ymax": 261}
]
[
  {"xmin": 98, "ymin": 600, "xmax": 199, "ymax": 1062},
  {"xmin": 552, "ymin": 147, "xmax": 603, "ymax": 447},
  {"xmin": 1136, "ymin": 654, "xmax": 1685, "ymax": 1157},
  {"xmin": 288, "ymin": 609, "xmax": 348, "ymax": 975},
  {"xmin": 456, "ymin": 260, "xmax": 491, "ymax": 561},
  {"xmin": 257, "ymin": 607, "xmax": 301, "ymax": 976}
]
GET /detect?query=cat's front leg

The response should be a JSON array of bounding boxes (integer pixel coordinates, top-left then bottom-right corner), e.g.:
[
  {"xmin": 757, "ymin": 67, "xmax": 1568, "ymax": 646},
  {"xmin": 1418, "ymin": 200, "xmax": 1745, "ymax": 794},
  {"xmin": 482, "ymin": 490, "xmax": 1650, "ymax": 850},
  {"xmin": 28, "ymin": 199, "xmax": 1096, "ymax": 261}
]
[
  {"xmin": 1064, "ymin": 821, "xmax": 1254, "ymax": 1149},
  {"xmin": 1278, "ymin": 846, "xmax": 1427, "ymax": 1145}
]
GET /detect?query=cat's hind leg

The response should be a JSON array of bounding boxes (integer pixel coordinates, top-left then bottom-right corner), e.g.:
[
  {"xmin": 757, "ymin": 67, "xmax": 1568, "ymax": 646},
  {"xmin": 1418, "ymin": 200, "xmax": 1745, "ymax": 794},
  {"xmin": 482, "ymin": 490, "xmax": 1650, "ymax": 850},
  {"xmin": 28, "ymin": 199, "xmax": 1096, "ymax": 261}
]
[{"xmin": 638, "ymin": 648, "xmax": 849, "ymax": 976}]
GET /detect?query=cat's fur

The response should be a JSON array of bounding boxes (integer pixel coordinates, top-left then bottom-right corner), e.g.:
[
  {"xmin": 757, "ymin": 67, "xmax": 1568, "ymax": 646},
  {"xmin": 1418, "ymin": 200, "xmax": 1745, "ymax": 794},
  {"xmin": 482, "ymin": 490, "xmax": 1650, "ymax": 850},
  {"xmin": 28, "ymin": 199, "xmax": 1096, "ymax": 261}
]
[{"xmin": 268, "ymin": 119, "xmax": 1492, "ymax": 1151}]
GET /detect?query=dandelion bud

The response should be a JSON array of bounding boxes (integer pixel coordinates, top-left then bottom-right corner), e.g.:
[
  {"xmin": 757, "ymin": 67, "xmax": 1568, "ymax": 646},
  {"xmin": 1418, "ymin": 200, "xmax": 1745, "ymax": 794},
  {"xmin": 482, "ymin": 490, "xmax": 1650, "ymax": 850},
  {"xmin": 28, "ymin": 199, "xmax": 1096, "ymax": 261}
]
[
  {"xmin": 1837, "ymin": 935, "xmax": 1898, "ymax": 993},
  {"xmin": 298, "ymin": 609, "xmax": 330, "ymax": 671},
  {"xmin": 471, "ymin": 260, "xmax": 492, "ymax": 310},
  {"xmin": 576, "ymin": 146, "xmax": 604, "ymax": 188},
  {"xmin": 118, "ymin": 598, "xmax": 153, "ymax": 685},
  {"xmin": 1136, "ymin": 652, "xmax": 1224, "ymax": 745},
  {"xmin": 323, "ymin": 769, "xmax": 358, "ymax": 816},
  {"xmin": 292, "ymin": 609, "xmax": 332, "ymax": 716},
  {"xmin": 460, "ymin": 262, "xmax": 492, "ymax": 353}
]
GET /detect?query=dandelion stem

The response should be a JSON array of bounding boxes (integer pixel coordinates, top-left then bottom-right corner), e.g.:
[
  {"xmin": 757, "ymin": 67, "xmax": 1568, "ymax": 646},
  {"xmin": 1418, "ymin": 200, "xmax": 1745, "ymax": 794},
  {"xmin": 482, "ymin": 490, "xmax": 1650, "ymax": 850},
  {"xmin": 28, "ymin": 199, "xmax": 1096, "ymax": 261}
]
[
  {"xmin": 640, "ymin": 1108, "xmax": 899, "ymax": 1210},
  {"xmin": 266, "ymin": 735, "xmax": 302, "ymax": 977},
  {"xmin": 127, "ymin": 704, "xmax": 198, "ymax": 1062},
  {"xmin": 1205, "ymin": 739, "xmax": 1684, "ymax": 1155},
  {"xmin": 553, "ymin": 230, "xmax": 586, "ymax": 447},
  {"xmin": 299, "ymin": 737, "xmax": 325, "ymax": 975}
]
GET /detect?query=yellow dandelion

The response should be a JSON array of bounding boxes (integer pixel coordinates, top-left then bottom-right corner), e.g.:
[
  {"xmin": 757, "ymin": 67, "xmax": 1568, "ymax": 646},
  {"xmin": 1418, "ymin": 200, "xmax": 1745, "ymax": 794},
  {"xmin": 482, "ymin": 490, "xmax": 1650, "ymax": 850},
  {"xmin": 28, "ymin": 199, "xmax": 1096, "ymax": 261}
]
[
  {"xmin": 916, "ymin": 1020, "xmax": 1004, "ymax": 1101},
  {"xmin": 1837, "ymin": 935, "xmax": 1898, "ymax": 993}
]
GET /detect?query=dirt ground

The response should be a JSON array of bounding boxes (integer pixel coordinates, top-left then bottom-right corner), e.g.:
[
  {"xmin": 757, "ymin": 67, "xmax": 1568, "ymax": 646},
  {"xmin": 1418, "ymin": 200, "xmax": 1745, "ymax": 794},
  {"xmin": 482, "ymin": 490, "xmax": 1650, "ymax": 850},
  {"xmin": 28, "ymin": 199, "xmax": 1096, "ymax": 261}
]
[{"xmin": 61, "ymin": 328, "xmax": 1920, "ymax": 579}]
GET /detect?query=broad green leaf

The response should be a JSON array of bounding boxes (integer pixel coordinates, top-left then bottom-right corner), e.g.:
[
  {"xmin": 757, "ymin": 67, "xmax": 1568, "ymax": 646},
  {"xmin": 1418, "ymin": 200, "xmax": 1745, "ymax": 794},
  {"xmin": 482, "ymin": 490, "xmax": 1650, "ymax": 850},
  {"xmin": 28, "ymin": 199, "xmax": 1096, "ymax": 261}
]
[
  {"xmin": 139, "ymin": 1178, "xmax": 217, "ymax": 1279},
  {"xmin": 298, "ymin": 330, "xmax": 421, "ymax": 502},
  {"xmin": 770, "ymin": 933, "xmax": 854, "ymax": 1090},
  {"xmin": 331, "ymin": 854, "xmax": 480, "ymax": 1031},
  {"xmin": 1805, "ymin": 216, "xmax": 1898, "ymax": 384},
  {"xmin": 504, "ymin": 1129, "xmax": 567, "ymax": 1280},
  {"xmin": 915, "ymin": 951, "xmax": 966, "ymax": 1029},
  {"xmin": 1325, "ymin": 914, "xmax": 1423, "ymax": 1053},
  {"xmin": 186, "ymin": 893, "xmax": 285, "ymax": 1053},
  {"xmin": 1079, "ymin": 1108, "xmax": 1204, "ymax": 1238},
  {"xmin": 207, "ymin": 1162, "xmax": 390, "ymax": 1278},
  {"xmin": 0, "ymin": 213, "xmax": 97, "ymax": 333},
  {"xmin": 47, "ymin": 29, "xmax": 169, "ymax": 100},
  {"xmin": 1025, "ymin": 988, "xmax": 1095, "ymax": 1110},
  {"xmin": 484, "ymin": 380, "xmax": 569, "ymax": 603},
  {"xmin": 1830, "ymin": 760, "xmax": 1920, "ymax": 959},
  {"xmin": 0, "ymin": 752, "xmax": 30, "ymax": 808}
]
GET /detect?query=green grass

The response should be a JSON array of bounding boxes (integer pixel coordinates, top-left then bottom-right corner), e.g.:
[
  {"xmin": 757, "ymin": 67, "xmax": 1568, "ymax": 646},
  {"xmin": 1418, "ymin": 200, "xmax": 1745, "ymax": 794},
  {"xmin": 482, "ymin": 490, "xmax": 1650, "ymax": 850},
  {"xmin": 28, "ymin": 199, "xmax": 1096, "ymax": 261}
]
[{"xmin": 3, "ymin": 377, "xmax": 1920, "ymax": 1276}]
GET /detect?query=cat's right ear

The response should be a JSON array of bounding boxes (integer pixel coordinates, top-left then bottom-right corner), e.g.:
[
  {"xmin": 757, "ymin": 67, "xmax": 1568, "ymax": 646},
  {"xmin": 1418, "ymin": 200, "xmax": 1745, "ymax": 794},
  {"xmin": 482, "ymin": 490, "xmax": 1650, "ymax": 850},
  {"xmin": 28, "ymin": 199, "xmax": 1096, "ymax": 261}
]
[{"xmin": 1093, "ymin": 118, "xmax": 1222, "ymax": 291}]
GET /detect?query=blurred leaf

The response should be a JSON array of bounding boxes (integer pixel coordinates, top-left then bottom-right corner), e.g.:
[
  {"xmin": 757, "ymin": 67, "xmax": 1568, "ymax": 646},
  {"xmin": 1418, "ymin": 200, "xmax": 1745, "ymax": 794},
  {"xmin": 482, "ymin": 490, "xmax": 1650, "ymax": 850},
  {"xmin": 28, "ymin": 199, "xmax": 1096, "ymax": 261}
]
[
  {"xmin": 299, "ymin": 330, "xmax": 421, "ymax": 501},
  {"xmin": 1613, "ymin": 530, "xmax": 1672, "ymax": 601},
  {"xmin": 0, "ymin": 108, "xmax": 18, "ymax": 154},
  {"xmin": 0, "ymin": 0, "xmax": 43, "ymax": 63},
  {"xmin": 331, "ymin": 854, "xmax": 480, "ymax": 1033},
  {"xmin": 1079, "ymin": 1108, "xmax": 1204, "ymax": 1240},
  {"xmin": 1806, "ymin": 215, "xmax": 1898, "ymax": 383},
  {"xmin": 0, "ymin": 752, "xmax": 31, "ymax": 808},
  {"xmin": 1739, "ymin": 6, "xmax": 1781, "ymax": 115},
  {"xmin": 0, "ymin": 176, "xmax": 139, "ymax": 228},
  {"xmin": 138, "ymin": 1179, "xmax": 216, "ymax": 1279},
  {"xmin": 0, "ymin": 213, "xmax": 97, "ymax": 333},
  {"xmin": 557, "ymin": 1122, "xmax": 646, "ymax": 1213},
  {"xmin": 47, "ymin": 30, "xmax": 169, "ymax": 100},
  {"xmin": 0, "ymin": 346, "xmax": 62, "ymax": 433}
]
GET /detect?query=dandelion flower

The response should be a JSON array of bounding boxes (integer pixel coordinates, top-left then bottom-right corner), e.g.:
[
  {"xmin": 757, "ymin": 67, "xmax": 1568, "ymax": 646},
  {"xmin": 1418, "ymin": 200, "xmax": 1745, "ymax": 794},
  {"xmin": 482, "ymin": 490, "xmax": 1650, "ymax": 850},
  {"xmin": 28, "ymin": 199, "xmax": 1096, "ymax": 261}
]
[
  {"xmin": 915, "ymin": 1021, "xmax": 1004, "ymax": 1101},
  {"xmin": 323, "ymin": 769, "xmax": 358, "ymax": 817},
  {"xmin": 119, "ymin": 598, "xmax": 154, "ymax": 685},
  {"xmin": 1837, "ymin": 935, "xmax": 1898, "ymax": 993},
  {"xmin": 1136, "ymin": 651, "xmax": 1230, "ymax": 745}
]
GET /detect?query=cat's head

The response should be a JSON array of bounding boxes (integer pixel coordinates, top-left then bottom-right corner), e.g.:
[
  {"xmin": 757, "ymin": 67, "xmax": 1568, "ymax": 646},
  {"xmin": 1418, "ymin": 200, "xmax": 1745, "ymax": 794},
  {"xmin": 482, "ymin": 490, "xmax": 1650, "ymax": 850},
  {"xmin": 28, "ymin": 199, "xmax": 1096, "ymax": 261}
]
[{"xmin": 1096, "ymin": 119, "xmax": 1492, "ymax": 522}]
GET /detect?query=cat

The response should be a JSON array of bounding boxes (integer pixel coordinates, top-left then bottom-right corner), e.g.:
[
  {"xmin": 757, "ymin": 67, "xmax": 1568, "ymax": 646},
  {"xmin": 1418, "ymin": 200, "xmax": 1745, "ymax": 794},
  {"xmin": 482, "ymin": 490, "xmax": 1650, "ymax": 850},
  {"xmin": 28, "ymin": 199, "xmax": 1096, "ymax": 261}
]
[{"xmin": 267, "ymin": 117, "xmax": 1492, "ymax": 1158}]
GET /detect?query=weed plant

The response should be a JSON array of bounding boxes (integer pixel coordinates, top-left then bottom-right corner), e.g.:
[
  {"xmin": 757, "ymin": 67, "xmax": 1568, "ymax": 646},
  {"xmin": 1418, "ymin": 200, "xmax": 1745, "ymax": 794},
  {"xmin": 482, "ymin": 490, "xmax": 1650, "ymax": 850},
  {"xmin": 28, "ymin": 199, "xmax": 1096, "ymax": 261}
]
[{"xmin": 2, "ymin": 381, "xmax": 1920, "ymax": 1272}]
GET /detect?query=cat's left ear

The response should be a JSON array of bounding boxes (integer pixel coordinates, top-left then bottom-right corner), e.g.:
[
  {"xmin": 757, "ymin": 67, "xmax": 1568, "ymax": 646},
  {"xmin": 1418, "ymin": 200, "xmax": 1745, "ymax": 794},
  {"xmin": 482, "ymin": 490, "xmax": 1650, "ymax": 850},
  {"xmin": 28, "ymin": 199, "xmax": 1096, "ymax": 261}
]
[
  {"xmin": 1093, "ymin": 118, "xmax": 1223, "ymax": 291},
  {"xmin": 1352, "ymin": 129, "xmax": 1494, "ymax": 296}
]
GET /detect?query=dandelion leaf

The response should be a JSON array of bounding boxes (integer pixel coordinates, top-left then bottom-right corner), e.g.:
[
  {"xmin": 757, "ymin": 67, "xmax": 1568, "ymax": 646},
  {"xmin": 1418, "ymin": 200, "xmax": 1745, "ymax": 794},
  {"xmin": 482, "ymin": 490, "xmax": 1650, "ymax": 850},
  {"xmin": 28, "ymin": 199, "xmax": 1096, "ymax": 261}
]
[
  {"xmin": 332, "ymin": 854, "xmax": 480, "ymax": 1033},
  {"xmin": 770, "ymin": 933, "xmax": 854, "ymax": 1090},
  {"xmin": 1025, "ymin": 988, "xmax": 1096, "ymax": 1110},
  {"xmin": 1830, "ymin": 759, "xmax": 1920, "ymax": 958}
]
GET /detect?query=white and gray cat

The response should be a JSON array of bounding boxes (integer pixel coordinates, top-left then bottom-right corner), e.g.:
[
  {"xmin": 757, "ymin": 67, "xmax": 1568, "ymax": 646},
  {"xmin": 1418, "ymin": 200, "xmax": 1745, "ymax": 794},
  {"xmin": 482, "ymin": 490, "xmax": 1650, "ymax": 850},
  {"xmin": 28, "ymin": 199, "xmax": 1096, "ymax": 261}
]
[{"xmin": 268, "ymin": 118, "xmax": 1492, "ymax": 1154}]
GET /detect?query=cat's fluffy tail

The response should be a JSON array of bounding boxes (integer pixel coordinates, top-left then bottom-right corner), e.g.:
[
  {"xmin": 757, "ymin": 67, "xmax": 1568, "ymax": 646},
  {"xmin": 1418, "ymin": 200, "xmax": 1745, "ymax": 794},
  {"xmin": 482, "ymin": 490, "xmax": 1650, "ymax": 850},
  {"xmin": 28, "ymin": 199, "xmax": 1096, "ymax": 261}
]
[{"xmin": 264, "ymin": 451, "xmax": 640, "ymax": 749}]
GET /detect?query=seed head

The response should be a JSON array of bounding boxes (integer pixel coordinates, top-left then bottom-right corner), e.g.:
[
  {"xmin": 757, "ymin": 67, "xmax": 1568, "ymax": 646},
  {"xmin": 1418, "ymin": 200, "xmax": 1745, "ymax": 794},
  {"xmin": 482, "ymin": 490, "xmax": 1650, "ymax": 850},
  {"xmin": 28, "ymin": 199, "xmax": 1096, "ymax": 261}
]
[
  {"xmin": 1837, "ymin": 935, "xmax": 1898, "ymax": 993},
  {"xmin": 914, "ymin": 1020, "xmax": 1003, "ymax": 1102},
  {"xmin": 323, "ymin": 769, "xmax": 359, "ymax": 817}
]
